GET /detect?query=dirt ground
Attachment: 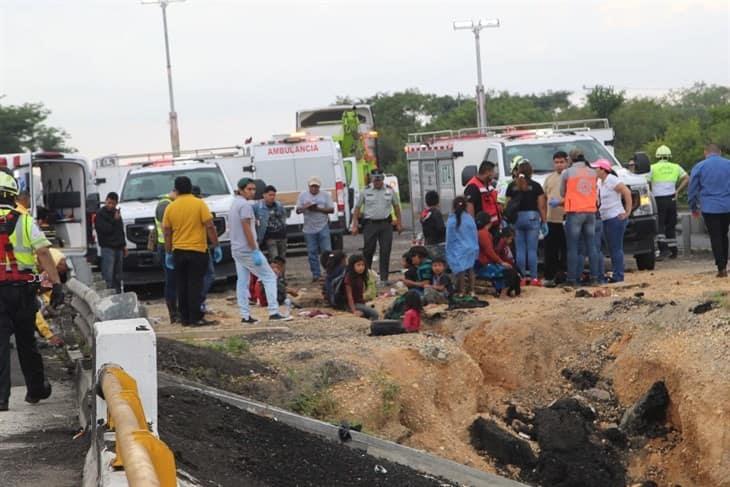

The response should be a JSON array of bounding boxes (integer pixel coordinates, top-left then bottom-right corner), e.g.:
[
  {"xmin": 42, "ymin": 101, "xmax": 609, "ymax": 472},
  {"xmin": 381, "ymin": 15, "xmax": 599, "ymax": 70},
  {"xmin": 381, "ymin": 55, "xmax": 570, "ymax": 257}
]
[{"xmin": 148, "ymin": 249, "xmax": 730, "ymax": 487}]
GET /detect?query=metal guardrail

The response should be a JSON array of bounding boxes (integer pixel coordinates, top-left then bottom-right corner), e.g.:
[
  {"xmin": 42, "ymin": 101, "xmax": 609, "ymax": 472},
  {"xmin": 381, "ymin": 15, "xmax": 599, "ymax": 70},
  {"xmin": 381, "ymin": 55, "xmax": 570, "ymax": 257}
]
[{"xmin": 98, "ymin": 364, "xmax": 176, "ymax": 487}]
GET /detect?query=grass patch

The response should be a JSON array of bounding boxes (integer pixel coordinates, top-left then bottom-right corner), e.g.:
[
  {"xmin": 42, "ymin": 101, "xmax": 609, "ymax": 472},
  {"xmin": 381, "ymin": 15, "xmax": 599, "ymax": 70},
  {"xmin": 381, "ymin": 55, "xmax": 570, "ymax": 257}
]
[
  {"xmin": 290, "ymin": 389, "xmax": 339, "ymax": 419},
  {"xmin": 371, "ymin": 369, "xmax": 402, "ymax": 425},
  {"xmin": 205, "ymin": 336, "xmax": 250, "ymax": 355}
]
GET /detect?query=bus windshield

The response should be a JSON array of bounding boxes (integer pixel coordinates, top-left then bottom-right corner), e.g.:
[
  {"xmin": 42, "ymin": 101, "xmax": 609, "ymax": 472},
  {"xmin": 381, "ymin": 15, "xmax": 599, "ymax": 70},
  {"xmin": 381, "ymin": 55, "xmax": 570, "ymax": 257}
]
[
  {"xmin": 121, "ymin": 168, "xmax": 229, "ymax": 202},
  {"xmin": 503, "ymin": 139, "xmax": 617, "ymax": 173}
]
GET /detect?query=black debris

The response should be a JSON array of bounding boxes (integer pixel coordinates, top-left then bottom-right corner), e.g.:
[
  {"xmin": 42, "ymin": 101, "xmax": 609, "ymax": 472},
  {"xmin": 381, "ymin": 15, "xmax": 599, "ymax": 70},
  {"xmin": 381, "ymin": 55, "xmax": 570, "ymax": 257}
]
[
  {"xmin": 691, "ymin": 301, "xmax": 716, "ymax": 314},
  {"xmin": 619, "ymin": 381, "xmax": 670, "ymax": 437},
  {"xmin": 469, "ymin": 417, "xmax": 536, "ymax": 469},
  {"xmin": 561, "ymin": 369, "xmax": 599, "ymax": 390}
]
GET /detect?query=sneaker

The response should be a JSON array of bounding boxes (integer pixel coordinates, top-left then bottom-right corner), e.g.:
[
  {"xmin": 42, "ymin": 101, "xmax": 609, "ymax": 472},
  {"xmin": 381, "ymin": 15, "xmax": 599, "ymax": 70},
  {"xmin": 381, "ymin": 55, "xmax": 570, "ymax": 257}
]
[
  {"xmin": 717, "ymin": 269, "xmax": 728, "ymax": 278},
  {"xmin": 543, "ymin": 279, "xmax": 557, "ymax": 288},
  {"xmin": 241, "ymin": 316, "xmax": 259, "ymax": 325},
  {"xmin": 0, "ymin": 402, "xmax": 8, "ymax": 411},
  {"xmin": 530, "ymin": 278, "xmax": 542, "ymax": 287},
  {"xmin": 25, "ymin": 381, "xmax": 52, "ymax": 404},
  {"xmin": 189, "ymin": 318, "xmax": 219, "ymax": 327},
  {"xmin": 269, "ymin": 313, "xmax": 293, "ymax": 322}
]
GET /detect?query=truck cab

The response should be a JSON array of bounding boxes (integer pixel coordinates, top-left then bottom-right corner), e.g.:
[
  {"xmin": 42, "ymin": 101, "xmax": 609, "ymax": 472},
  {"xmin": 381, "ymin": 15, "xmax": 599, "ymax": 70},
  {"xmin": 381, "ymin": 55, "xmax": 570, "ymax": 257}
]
[
  {"xmin": 405, "ymin": 119, "xmax": 658, "ymax": 271},
  {"xmin": 115, "ymin": 161, "xmax": 237, "ymax": 285}
]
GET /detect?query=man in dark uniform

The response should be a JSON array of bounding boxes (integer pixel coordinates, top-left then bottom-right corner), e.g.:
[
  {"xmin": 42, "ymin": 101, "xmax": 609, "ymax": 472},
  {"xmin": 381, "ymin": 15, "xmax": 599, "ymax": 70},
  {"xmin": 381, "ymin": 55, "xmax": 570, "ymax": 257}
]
[
  {"xmin": 351, "ymin": 169, "xmax": 402, "ymax": 284},
  {"xmin": 0, "ymin": 171, "xmax": 64, "ymax": 411}
]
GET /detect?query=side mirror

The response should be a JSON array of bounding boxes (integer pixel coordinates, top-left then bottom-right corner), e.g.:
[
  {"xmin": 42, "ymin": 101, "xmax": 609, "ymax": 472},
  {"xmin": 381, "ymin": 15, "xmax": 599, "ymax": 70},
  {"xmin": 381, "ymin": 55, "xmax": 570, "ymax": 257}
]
[
  {"xmin": 633, "ymin": 152, "xmax": 651, "ymax": 174},
  {"xmin": 461, "ymin": 165, "xmax": 477, "ymax": 187},
  {"xmin": 86, "ymin": 193, "xmax": 101, "ymax": 210}
]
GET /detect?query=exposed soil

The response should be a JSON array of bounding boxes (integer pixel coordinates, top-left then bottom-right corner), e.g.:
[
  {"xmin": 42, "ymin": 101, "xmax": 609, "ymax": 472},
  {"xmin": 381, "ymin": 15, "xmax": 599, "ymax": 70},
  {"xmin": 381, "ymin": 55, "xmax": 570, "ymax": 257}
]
[
  {"xmin": 159, "ymin": 386, "xmax": 451, "ymax": 487},
  {"xmin": 149, "ymin": 256, "xmax": 730, "ymax": 487}
]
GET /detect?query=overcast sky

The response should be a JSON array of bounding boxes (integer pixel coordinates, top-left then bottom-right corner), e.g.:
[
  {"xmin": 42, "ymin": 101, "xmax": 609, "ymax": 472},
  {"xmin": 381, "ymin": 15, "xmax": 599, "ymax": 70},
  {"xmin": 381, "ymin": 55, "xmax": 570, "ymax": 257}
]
[{"xmin": 1, "ymin": 0, "xmax": 728, "ymax": 156}]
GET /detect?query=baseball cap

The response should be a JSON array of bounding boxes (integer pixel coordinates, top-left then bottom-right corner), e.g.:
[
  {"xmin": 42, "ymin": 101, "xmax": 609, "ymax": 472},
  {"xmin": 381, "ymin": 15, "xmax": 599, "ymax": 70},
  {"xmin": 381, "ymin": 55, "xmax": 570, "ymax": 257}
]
[
  {"xmin": 370, "ymin": 169, "xmax": 385, "ymax": 180},
  {"xmin": 308, "ymin": 176, "xmax": 322, "ymax": 187},
  {"xmin": 237, "ymin": 177, "xmax": 252, "ymax": 189},
  {"xmin": 591, "ymin": 159, "xmax": 616, "ymax": 175}
]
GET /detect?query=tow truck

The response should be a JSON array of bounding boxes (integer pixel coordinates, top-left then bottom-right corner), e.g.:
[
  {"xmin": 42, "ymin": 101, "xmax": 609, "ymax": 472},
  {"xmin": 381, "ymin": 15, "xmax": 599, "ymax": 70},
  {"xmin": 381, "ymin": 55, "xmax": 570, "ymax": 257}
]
[{"xmin": 405, "ymin": 119, "xmax": 658, "ymax": 271}]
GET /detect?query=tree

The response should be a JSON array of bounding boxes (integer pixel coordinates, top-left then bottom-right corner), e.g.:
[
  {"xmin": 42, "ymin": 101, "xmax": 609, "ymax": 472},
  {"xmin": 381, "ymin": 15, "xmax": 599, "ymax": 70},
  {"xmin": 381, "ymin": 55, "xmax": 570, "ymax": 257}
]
[
  {"xmin": 586, "ymin": 85, "xmax": 625, "ymax": 120},
  {"xmin": 611, "ymin": 98, "xmax": 671, "ymax": 162},
  {"xmin": 0, "ymin": 102, "xmax": 73, "ymax": 153}
]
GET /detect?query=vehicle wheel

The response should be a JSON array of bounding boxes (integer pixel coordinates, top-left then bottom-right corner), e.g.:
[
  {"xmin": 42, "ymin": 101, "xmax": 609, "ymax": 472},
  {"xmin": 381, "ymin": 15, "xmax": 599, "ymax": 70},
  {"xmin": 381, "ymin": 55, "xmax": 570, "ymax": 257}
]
[
  {"xmin": 331, "ymin": 233, "xmax": 344, "ymax": 250},
  {"xmin": 635, "ymin": 251, "xmax": 656, "ymax": 271},
  {"xmin": 370, "ymin": 320, "xmax": 405, "ymax": 336}
]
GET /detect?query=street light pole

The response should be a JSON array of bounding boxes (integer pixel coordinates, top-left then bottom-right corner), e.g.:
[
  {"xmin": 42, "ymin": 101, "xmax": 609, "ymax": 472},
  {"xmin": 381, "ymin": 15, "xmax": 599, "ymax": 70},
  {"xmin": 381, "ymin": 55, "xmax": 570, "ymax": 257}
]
[
  {"xmin": 453, "ymin": 18, "xmax": 500, "ymax": 131},
  {"xmin": 142, "ymin": 0, "xmax": 185, "ymax": 157}
]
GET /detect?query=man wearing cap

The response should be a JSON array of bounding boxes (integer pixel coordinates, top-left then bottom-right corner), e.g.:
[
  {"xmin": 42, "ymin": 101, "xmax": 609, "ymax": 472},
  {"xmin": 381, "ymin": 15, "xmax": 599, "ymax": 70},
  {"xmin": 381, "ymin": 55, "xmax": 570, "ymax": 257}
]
[
  {"xmin": 296, "ymin": 176, "xmax": 335, "ymax": 281},
  {"xmin": 560, "ymin": 149, "xmax": 600, "ymax": 286},
  {"xmin": 351, "ymin": 169, "xmax": 402, "ymax": 284}
]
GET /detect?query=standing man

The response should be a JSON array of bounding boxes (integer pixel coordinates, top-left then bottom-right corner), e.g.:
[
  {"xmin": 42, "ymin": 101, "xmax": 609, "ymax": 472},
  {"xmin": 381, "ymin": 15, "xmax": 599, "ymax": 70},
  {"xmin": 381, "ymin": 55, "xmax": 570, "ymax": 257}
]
[
  {"xmin": 231, "ymin": 178, "xmax": 290, "ymax": 323},
  {"xmin": 162, "ymin": 177, "xmax": 222, "ymax": 326},
  {"xmin": 254, "ymin": 185, "xmax": 288, "ymax": 259},
  {"xmin": 688, "ymin": 144, "xmax": 730, "ymax": 278},
  {"xmin": 560, "ymin": 149, "xmax": 600, "ymax": 286},
  {"xmin": 94, "ymin": 192, "xmax": 127, "ymax": 293},
  {"xmin": 543, "ymin": 151, "xmax": 569, "ymax": 286},
  {"xmin": 464, "ymin": 160, "xmax": 501, "ymax": 226},
  {"xmin": 351, "ymin": 169, "xmax": 402, "ymax": 285},
  {"xmin": 0, "ymin": 171, "xmax": 64, "ymax": 411},
  {"xmin": 296, "ymin": 177, "xmax": 334, "ymax": 282},
  {"xmin": 155, "ymin": 189, "xmax": 177, "ymax": 323},
  {"xmin": 649, "ymin": 145, "xmax": 689, "ymax": 260}
]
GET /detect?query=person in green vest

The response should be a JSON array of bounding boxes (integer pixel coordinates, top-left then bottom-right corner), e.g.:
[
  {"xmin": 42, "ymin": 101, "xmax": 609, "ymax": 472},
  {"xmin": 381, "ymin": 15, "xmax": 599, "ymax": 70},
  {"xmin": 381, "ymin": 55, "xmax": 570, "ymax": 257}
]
[
  {"xmin": 649, "ymin": 145, "xmax": 689, "ymax": 260},
  {"xmin": 155, "ymin": 190, "xmax": 178, "ymax": 322}
]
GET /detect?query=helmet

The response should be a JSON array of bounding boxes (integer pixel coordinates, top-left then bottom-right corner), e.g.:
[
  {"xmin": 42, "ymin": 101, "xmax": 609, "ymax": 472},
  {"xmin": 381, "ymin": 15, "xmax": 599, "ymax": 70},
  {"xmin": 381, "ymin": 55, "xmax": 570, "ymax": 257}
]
[
  {"xmin": 510, "ymin": 155, "xmax": 525, "ymax": 171},
  {"xmin": 0, "ymin": 171, "xmax": 19, "ymax": 197},
  {"xmin": 655, "ymin": 145, "xmax": 672, "ymax": 160}
]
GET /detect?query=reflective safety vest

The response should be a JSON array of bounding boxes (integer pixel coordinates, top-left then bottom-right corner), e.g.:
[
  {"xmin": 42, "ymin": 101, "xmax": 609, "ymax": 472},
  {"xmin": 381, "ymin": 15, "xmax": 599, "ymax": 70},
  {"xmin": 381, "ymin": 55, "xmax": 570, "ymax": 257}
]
[
  {"xmin": 155, "ymin": 196, "xmax": 172, "ymax": 245},
  {"xmin": 564, "ymin": 166, "xmax": 598, "ymax": 213},
  {"xmin": 466, "ymin": 176, "xmax": 501, "ymax": 223},
  {"xmin": 649, "ymin": 161, "xmax": 686, "ymax": 197},
  {"xmin": 0, "ymin": 208, "xmax": 38, "ymax": 282}
]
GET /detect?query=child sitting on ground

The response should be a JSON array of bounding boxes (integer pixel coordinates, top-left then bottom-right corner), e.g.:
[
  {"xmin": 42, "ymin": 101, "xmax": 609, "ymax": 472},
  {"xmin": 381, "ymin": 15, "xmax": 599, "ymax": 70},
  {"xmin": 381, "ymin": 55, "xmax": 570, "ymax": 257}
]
[
  {"xmin": 474, "ymin": 213, "xmax": 519, "ymax": 298},
  {"xmin": 343, "ymin": 254, "xmax": 380, "ymax": 320},
  {"xmin": 423, "ymin": 257, "xmax": 453, "ymax": 304},
  {"xmin": 322, "ymin": 250, "xmax": 347, "ymax": 307},
  {"xmin": 400, "ymin": 246, "xmax": 432, "ymax": 294},
  {"xmin": 496, "ymin": 227, "xmax": 516, "ymax": 267},
  {"xmin": 270, "ymin": 256, "xmax": 298, "ymax": 316},
  {"xmin": 401, "ymin": 290, "xmax": 423, "ymax": 332}
]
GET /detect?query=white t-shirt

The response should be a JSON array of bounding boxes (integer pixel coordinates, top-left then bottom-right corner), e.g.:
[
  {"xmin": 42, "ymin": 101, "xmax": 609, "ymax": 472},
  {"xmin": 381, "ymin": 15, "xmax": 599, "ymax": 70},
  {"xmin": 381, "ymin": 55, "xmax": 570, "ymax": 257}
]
[
  {"xmin": 230, "ymin": 196, "xmax": 257, "ymax": 252},
  {"xmin": 598, "ymin": 174, "xmax": 625, "ymax": 220}
]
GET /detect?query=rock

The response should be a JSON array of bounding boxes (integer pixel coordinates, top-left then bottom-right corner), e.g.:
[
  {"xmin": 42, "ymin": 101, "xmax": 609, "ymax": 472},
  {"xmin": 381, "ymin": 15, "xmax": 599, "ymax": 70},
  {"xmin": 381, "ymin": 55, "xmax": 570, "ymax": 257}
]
[
  {"xmin": 511, "ymin": 419, "xmax": 533, "ymax": 437},
  {"xmin": 691, "ymin": 301, "xmax": 716, "ymax": 314},
  {"xmin": 602, "ymin": 426, "xmax": 628, "ymax": 448},
  {"xmin": 585, "ymin": 388, "xmax": 611, "ymax": 402},
  {"xmin": 619, "ymin": 381, "xmax": 670, "ymax": 436},
  {"xmin": 504, "ymin": 403, "xmax": 533, "ymax": 424},
  {"xmin": 419, "ymin": 344, "xmax": 449, "ymax": 362},
  {"xmin": 469, "ymin": 417, "xmax": 536, "ymax": 468},
  {"xmin": 561, "ymin": 368, "xmax": 599, "ymax": 390}
]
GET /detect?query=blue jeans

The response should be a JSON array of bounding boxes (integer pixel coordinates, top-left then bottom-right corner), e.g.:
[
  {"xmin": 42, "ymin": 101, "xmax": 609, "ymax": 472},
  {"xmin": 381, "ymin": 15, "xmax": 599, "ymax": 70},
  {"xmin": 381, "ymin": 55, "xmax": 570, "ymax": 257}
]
[
  {"xmin": 233, "ymin": 250, "xmax": 279, "ymax": 319},
  {"xmin": 514, "ymin": 211, "xmax": 540, "ymax": 278},
  {"xmin": 304, "ymin": 226, "xmax": 331, "ymax": 279},
  {"xmin": 566, "ymin": 212, "xmax": 600, "ymax": 284},
  {"xmin": 158, "ymin": 245, "xmax": 176, "ymax": 302},
  {"xmin": 603, "ymin": 217, "xmax": 628, "ymax": 281},
  {"xmin": 200, "ymin": 252, "xmax": 215, "ymax": 310},
  {"xmin": 578, "ymin": 218, "xmax": 605, "ymax": 282},
  {"xmin": 100, "ymin": 247, "xmax": 123, "ymax": 292}
]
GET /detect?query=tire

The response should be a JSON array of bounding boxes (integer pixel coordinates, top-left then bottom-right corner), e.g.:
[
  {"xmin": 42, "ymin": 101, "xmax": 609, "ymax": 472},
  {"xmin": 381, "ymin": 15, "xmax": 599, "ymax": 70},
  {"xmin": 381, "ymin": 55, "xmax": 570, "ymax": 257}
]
[
  {"xmin": 370, "ymin": 320, "xmax": 405, "ymax": 336},
  {"xmin": 331, "ymin": 233, "xmax": 344, "ymax": 251},
  {"xmin": 635, "ymin": 251, "xmax": 656, "ymax": 271}
]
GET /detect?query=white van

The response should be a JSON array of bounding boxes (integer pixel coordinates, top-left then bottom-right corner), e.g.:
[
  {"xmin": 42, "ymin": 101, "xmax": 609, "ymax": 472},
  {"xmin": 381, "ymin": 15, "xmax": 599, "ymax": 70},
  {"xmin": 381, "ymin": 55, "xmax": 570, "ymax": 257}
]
[{"xmin": 251, "ymin": 135, "xmax": 349, "ymax": 250}]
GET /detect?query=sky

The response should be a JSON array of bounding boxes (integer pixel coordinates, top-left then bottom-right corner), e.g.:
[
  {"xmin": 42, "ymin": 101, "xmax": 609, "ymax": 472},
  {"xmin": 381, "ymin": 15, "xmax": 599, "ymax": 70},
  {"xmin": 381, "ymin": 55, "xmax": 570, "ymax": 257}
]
[{"xmin": 1, "ymin": 0, "xmax": 728, "ymax": 157}]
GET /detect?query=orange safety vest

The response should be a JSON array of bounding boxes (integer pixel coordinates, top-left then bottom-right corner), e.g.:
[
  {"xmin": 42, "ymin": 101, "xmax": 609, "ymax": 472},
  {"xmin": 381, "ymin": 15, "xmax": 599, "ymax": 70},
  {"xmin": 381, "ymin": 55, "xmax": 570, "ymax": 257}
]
[
  {"xmin": 466, "ymin": 176, "xmax": 501, "ymax": 223},
  {"xmin": 564, "ymin": 166, "xmax": 598, "ymax": 213}
]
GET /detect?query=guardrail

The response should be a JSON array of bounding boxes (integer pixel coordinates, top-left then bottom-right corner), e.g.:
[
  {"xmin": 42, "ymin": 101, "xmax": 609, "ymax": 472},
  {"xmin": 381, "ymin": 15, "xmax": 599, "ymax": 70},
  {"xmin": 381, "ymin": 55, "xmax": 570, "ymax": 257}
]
[{"xmin": 65, "ymin": 276, "xmax": 173, "ymax": 487}]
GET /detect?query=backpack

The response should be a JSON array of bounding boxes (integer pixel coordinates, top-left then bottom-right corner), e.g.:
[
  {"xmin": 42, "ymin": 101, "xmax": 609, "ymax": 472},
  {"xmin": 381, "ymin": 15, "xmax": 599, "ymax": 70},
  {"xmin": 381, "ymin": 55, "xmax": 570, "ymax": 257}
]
[{"xmin": 326, "ymin": 267, "xmax": 347, "ymax": 307}]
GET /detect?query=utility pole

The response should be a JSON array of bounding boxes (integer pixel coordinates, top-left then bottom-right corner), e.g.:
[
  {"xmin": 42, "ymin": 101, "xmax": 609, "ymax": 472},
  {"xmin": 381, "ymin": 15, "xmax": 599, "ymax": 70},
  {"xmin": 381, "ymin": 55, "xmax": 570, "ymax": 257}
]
[
  {"xmin": 142, "ymin": 0, "xmax": 185, "ymax": 157},
  {"xmin": 453, "ymin": 19, "xmax": 500, "ymax": 131}
]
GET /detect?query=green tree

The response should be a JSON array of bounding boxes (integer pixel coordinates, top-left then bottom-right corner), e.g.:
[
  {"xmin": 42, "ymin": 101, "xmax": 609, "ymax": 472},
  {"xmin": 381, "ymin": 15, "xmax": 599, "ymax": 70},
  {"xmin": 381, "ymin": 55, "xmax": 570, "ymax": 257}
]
[
  {"xmin": 0, "ymin": 102, "xmax": 73, "ymax": 153},
  {"xmin": 644, "ymin": 118, "xmax": 705, "ymax": 170},
  {"xmin": 611, "ymin": 98, "xmax": 672, "ymax": 161},
  {"xmin": 587, "ymin": 85, "xmax": 626, "ymax": 120}
]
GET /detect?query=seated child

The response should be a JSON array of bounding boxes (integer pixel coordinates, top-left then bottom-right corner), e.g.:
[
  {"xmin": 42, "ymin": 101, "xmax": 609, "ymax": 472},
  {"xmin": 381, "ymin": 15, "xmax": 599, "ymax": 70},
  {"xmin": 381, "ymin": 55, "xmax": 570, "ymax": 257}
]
[
  {"xmin": 496, "ymin": 227, "xmax": 515, "ymax": 267},
  {"xmin": 423, "ymin": 257, "xmax": 453, "ymax": 304},
  {"xmin": 401, "ymin": 290, "xmax": 422, "ymax": 332},
  {"xmin": 322, "ymin": 250, "xmax": 347, "ymax": 307},
  {"xmin": 474, "ymin": 213, "xmax": 520, "ymax": 297},
  {"xmin": 400, "ymin": 246, "xmax": 432, "ymax": 294},
  {"xmin": 343, "ymin": 254, "xmax": 379, "ymax": 320},
  {"xmin": 256, "ymin": 256, "xmax": 299, "ymax": 311}
]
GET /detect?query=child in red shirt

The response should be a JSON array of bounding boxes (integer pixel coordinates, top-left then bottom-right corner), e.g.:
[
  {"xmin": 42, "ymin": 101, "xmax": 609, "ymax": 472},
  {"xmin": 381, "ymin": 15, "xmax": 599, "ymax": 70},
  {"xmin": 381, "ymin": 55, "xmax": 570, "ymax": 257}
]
[{"xmin": 401, "ymin": 290, "xmax": 422, "ymax": 332}]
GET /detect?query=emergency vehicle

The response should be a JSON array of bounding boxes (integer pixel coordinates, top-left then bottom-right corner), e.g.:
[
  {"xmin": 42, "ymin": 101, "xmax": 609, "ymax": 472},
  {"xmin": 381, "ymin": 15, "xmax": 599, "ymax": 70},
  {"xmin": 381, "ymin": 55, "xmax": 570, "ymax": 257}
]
[
  {"xmin": 251, "ymin": 134, "xmax": 349, "ymax": 250},
  {"xmin": 405, "ymin": 119, "xmax": 658, "ymax": 271},
  {"xmin": 0, "ymin": 151, "xmax": 96, "ymax": 277},
  {"xmin": 93, "ymin": 148, "xmax": 252, "ymax": 284}
]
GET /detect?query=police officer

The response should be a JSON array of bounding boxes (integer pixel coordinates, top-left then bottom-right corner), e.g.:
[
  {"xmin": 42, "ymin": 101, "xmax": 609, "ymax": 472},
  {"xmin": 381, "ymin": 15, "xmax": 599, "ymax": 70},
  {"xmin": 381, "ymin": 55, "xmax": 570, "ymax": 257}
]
[
  {"xmin": 0, "ymin": 171, "xmax": 64, "ymax": 411},
  {"xmin": 351, "ymin": 169, "xmax": 402, "ymax": 284},
  {"xmin": 155, "ymin": 190, "xmax": 177, "ymax": 322},
  {"xmin": 649, "ymin": 145, "xmax": 689, "ymax": 260}
]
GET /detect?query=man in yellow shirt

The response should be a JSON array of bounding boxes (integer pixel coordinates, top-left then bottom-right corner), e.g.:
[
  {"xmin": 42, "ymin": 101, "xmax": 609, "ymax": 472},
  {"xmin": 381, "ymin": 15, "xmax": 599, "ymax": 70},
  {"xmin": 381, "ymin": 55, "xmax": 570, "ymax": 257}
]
[{"xmin": 162, "ymin": 176, "xmax": 222, "ymax": 326}]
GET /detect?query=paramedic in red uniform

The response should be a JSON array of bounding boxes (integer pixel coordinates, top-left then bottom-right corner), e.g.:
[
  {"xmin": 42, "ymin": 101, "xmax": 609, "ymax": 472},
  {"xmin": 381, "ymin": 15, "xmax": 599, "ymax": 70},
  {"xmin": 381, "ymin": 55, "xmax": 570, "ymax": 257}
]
[
  {"xmin": 0, "ymin": 171, "xmax": 64, "ymax": 411},
  {"xmin": 465, "ymin": 160, "xmax": 501, "ymax": 228}
]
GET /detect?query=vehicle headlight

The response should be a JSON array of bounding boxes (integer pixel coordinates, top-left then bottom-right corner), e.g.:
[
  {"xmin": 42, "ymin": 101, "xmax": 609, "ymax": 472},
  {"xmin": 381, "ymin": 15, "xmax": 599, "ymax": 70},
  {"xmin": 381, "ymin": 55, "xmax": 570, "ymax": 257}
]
[{"xmin": 631, "ymin": 184, "xmax": 653, "ymax": 217}]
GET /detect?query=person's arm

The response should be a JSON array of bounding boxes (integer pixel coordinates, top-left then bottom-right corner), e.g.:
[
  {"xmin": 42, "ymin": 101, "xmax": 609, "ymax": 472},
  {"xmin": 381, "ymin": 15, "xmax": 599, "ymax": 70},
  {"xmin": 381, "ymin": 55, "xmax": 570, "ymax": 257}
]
[
  {"xmin": 393, "ymin": 199, "xmax": 402, "ymax": 232},
  {"xmin": 538, "ymin": 194, "xmax": 547, "ymax": 222},
  {"xmin": 560, "ymin": 171, "xmax": 568, "ymax": 198},
  {"xmin": 464, "ymin": 185, "xmax": 477, "ymax": 217},
  {"xmin": 688, "ymin": 167, "xmax": 701, "ymax": 214},
  {"xmin": 205, "ymin": 220, "xmax": 219, "ymax": 247},
  {"xmin": 676, "ymin": 174, "xmax": 690, "ymax": 197},
  {"xmin": 351, "ymin": 193, "xmax": 365, "ymax": 234},
  {"xmin": 241, "ymin": 217, "xmax": 257, "ymax": 250},
  {"xmin": 344, "ymin": 279, "xmax": 362, "ymax": 316},
  {"xmin": 615, "ymin": 182, "xmax": 632, "ymax": 220},
  {"xmin": 36, "ymin": 247, "xmax": 60, "ymax": 285},
  {"xmin": 316, "ymin": 194, "xmax": 335, "ymax": 214},
  {"xmin": 295, "ymin": 193, "xmax": 310, "ymax": 214},
  {"xmin": 94, "ymin": 209, "xmax": 111, "ymax": 237}
]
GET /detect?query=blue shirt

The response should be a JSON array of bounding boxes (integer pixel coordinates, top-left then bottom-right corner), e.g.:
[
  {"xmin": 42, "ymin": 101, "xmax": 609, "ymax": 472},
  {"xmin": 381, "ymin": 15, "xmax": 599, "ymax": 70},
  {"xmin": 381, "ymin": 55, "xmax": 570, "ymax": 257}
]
[{"xmin": 688, "ymin": 154, "xmax": 730, "ymax": 214}]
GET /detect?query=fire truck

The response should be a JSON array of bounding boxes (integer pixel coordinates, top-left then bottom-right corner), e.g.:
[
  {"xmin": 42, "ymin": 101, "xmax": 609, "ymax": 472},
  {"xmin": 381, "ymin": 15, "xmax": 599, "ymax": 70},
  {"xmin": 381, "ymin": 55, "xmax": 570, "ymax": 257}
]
[{"xmin": 405, "ymin": 119, "xmax": 658, "ymax": 271}]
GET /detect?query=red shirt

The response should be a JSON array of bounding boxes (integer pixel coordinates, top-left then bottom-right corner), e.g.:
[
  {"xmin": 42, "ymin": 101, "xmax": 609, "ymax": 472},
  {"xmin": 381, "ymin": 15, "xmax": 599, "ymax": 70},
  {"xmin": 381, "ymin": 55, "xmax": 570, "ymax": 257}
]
[
  {"xmin": 478, "ymin": 228, "xmax": 503, "ymax": 265},
  {"xmin": 403, "ymin": 309, "xmax": 421, "ymax": 332}
]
